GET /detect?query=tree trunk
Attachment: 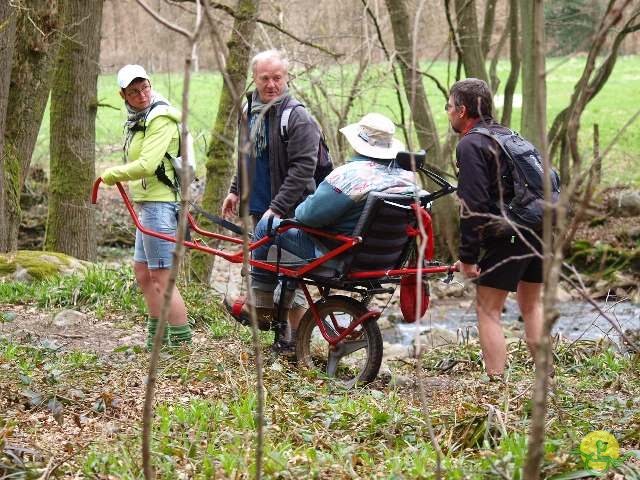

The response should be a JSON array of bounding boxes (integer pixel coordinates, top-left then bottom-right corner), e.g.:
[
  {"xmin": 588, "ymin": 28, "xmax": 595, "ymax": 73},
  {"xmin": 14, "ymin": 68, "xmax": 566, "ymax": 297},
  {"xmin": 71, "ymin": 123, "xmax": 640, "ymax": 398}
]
[
  {"xmin": 2, "ymin": 0, "xmax": 60, "ymax": 252},
  {"xmin": 384, "ymin": 0, "xmax": 441, "ymax": 159},
  {"xmin": 0, "ymin": 2, "xmax": 17, "ymax": 253},
  {"xmin": 501, "ymin": 0, "xmax": 520, "ymax": 127},
  {"xmin": 45, "ymin": 0, "xmax": 103, "ymax": 261},
  {"xmin": 481, "ymin": 0, "xmax": 498, "ymax": 57},
  {"xmin": 520, "ymin": 0, "xmax": 547, "ymax": 151},
  {"xmin": 454, "ymin": 0, "xmax": 489, "ymax": 81},
  {"xmin": 191, "ymin": 0, "xmax": 260, "ymax": 282},
  {"xmin": 384, "ymin": 0, "xmax": 457, "ymax": 259},
  {"xmin": 521, "ymin": 4, "xmax": 550, "ymax": 478}
]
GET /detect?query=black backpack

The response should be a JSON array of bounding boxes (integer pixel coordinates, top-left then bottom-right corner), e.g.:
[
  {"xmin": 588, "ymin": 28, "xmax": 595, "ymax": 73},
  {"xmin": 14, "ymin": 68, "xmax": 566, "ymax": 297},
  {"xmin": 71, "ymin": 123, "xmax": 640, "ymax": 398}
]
[
  {"xmin": 470, "ymin": 126, "xmax": 561, "ymax": 232},
  {"xmin": 278, "ymin": 100, "xmax": 334, "ymax": 186}
]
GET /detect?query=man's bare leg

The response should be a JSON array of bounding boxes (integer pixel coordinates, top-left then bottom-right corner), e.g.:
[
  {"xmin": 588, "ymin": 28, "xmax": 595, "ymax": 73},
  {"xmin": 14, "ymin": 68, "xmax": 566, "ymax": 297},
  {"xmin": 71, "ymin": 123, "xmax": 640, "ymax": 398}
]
[{"xmin": 476, "ymin": 285, "xmax": 509, "ymax": 376}]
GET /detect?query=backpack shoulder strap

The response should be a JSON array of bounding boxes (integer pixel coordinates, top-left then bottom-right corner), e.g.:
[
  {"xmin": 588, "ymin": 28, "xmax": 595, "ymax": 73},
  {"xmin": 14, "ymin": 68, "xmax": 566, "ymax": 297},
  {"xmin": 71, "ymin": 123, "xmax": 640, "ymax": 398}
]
[
  {"xmin": 468, "ymin": 126, "xmax": 515, "ymax": 162},
  {"xmin": 129, "ymin": 101, "xmax": 171, "ymax": 133},
  {"xmin": 279, "ymin": 99, "xmax": 304, "ymax": 142}
]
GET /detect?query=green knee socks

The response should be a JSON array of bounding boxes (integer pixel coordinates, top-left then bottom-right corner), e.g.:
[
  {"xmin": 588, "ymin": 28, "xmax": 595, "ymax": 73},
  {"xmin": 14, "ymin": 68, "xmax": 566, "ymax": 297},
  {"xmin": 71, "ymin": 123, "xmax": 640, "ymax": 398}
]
[
  {"xmin": 146, "ymin": 316, "xmax": 169, "ymax": 350},
  {"xmin": 168, "ymin": 324, "xmax": 192, "ymax": 346},
  {"xmin": 146, "ymin": 318, "xmax": 192, "ymax": 349}
]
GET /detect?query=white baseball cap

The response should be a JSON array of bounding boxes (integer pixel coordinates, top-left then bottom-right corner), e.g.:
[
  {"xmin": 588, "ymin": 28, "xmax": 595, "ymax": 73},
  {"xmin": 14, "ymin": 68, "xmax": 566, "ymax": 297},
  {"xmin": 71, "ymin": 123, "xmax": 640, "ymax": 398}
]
[
  {"xmin": 117, "ymin": 64, "xmax": 150, "ymax": 89},
  {"xmin": 339, "ymin": 113, "xmax": 404, "ymax": 160}
]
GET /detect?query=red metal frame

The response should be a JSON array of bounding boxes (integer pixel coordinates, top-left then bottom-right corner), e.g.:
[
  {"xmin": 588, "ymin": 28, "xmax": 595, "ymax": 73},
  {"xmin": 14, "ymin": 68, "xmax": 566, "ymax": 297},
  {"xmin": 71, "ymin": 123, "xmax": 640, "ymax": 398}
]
[{"xmin": 92, "ymin": 178, "xmax": 457, "ymax": 345}]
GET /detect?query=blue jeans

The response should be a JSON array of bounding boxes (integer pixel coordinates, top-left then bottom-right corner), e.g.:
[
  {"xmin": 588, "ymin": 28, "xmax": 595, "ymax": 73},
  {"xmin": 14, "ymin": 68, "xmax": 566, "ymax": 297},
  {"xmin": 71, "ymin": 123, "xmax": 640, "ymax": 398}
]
[
  {"xmin": 251, "ymin": 217, "xmax": 318, "ymax": 295},
  {"xmin": 133, "ymin": 202, "xmax": 179, "ymax": 269}
]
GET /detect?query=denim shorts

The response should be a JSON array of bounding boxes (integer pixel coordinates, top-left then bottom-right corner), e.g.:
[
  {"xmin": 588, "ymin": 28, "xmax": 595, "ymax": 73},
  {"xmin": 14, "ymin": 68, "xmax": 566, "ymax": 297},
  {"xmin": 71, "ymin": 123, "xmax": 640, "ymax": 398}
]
[{"xmin": 133, "ymin": 202, "xmax": 179, "ymax": 269}]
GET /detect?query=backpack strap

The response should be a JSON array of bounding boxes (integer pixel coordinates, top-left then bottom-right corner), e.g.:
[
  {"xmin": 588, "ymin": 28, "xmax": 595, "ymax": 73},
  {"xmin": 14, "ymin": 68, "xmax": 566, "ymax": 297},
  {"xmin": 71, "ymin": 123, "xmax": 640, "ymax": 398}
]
[
  {"xmin": 127, "ymin": 100, "xmax": 180, "ymax": 196},
  {"xmin": 279, "ymin": 99, "xmax": 303, "ymax": 142},
  {"xmin": 468, "ymin": 126, "xmax": 516, "ymax": 164}
]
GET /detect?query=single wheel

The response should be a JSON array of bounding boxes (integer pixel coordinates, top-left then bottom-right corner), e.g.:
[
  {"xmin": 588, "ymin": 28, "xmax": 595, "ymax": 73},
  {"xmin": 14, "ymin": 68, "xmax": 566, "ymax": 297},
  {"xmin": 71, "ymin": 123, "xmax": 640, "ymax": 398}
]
[{"xmin": 296, "ymin": 295, "xmax": 383, "ymax": 386}]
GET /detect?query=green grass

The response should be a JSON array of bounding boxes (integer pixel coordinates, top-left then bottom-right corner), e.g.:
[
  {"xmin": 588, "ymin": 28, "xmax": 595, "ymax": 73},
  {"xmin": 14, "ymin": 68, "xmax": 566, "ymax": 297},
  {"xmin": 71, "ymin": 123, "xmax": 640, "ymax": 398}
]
[{"xmin": 31, "ymin": 55, "xmax": 640, "ymax": 186}]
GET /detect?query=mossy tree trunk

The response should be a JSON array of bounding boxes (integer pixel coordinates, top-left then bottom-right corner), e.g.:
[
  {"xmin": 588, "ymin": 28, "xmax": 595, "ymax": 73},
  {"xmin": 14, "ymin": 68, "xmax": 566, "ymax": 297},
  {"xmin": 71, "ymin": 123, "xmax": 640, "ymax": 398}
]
[
  {"xmin": 0, "ymin": 2, "xmax": 17, "ymax": 253},
  {"xmin": 384, "ymin": 0, "xmax": 457, "ymax": 259},
  {"xmin": 191, "ymin": 0, "xmax": 260, "ymax": 282},
  {"xmin": 2, "ymin": 0, "xmax": 60, "ymax": 252},
  {"xmin": 45, "ymin": 0, "xmax": 103, "ymax": 261}
]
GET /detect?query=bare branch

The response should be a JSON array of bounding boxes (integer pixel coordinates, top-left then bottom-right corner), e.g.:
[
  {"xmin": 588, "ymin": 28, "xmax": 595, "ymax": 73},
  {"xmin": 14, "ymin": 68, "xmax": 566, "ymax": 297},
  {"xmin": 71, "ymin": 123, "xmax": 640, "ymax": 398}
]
[
  {"xmin": 137, "ymin": 2, "xmax": 203, "ymax": 479},
  {"xmin": 137, "ymin": 0, "xmax": 193, "ymax": 39},
  {"xmin": 176, "ymin": 0, "xmax": 341, "ymax": 58}
]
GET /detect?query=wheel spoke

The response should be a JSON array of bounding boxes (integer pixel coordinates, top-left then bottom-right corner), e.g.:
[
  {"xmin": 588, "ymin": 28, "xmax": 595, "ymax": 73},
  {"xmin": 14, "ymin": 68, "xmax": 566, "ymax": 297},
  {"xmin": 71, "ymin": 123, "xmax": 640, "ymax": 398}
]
[{"xmin": 320, "ymin": 318, "xmax": 340, "ymax": 339}]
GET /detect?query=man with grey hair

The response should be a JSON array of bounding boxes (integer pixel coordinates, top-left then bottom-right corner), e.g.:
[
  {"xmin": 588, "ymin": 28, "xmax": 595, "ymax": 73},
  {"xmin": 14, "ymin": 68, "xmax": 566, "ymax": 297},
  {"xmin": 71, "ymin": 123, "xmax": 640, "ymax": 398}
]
[{"xmin": 221, "ymin": 49, "xmax": 321, "ymax": 354}]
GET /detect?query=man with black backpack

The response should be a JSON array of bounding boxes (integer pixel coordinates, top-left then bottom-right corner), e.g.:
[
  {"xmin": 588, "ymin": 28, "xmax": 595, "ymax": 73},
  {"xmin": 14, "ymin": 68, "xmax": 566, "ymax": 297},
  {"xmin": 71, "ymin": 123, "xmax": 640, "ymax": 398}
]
[
  {"xmin": 448, "ymin": 78, "xmax": 555, "ymax": 380},
  {"xmin": 221, "ymin": 49, "xmax": 328, "ymax": 353}
]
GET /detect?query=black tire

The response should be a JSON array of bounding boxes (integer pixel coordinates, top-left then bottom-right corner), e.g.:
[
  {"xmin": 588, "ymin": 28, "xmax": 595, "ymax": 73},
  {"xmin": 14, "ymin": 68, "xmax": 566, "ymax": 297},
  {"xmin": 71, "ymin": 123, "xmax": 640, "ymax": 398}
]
[{"xmin": 296, "ymin": 295, "xmax": 383, "ymax": 386}]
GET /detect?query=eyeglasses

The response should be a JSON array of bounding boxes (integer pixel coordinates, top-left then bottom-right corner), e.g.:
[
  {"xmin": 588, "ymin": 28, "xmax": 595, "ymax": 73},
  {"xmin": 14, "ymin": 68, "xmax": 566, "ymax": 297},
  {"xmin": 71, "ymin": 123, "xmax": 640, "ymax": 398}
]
[
  {"xmin": 125, "ymin": 83, "xmax": 151, "ymax": 98},
  {"xmin": 444, "ymin": 102, "xmax": 458, "ymax": 112}
]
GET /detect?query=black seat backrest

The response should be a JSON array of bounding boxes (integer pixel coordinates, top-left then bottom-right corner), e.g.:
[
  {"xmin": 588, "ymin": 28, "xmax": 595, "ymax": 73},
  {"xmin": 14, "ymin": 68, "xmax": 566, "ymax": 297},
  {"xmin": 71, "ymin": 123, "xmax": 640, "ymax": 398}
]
[{"xmin": 344, "ymin": 191, "xmax": 419, "ymax": 273}]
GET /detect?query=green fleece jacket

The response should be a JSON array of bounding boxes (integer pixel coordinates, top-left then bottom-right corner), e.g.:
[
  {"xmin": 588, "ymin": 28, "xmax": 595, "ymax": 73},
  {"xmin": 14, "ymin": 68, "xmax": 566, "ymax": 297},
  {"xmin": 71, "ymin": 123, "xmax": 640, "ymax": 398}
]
[{"xmin": 101, "ymin": 106, "xmax": 180, "ymax": 202}]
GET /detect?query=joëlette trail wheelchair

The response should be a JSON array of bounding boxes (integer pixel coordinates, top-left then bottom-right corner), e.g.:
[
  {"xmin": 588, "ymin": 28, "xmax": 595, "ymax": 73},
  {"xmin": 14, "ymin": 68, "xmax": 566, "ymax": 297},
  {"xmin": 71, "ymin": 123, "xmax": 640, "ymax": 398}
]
[{"xmin": 92, "ymin": 151, "xmax": 458, "ymax": 387}]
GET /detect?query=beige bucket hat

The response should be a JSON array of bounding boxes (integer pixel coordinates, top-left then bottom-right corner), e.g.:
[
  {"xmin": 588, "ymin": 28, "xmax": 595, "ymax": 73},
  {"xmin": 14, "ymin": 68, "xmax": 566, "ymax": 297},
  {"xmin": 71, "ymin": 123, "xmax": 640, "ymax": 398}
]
[{"xmin": 339, "ymin": 113, "xmax": 404, "ymax": 160}]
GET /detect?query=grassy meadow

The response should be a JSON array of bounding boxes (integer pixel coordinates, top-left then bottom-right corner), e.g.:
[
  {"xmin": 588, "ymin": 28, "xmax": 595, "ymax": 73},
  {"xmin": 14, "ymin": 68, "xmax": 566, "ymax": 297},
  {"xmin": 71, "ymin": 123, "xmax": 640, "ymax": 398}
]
[{"xmin": 31, "ymin": 55, "xmax": 640, "ymax": 186}]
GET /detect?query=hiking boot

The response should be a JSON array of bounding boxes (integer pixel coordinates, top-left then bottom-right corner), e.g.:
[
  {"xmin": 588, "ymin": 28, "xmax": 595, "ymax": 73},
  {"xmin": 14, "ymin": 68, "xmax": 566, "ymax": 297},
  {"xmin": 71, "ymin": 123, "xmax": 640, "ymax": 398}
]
[{"xmin": 271, "ymin": 339, "xmax": 296, "ymax": 358}]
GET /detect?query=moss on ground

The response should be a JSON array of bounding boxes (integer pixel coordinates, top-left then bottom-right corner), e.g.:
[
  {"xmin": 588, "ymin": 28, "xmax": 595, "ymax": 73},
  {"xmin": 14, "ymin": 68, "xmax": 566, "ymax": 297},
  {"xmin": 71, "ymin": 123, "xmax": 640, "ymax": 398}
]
[{"xmin": 0, "ymin": 250, "xmax": 86, "ymax": 281}]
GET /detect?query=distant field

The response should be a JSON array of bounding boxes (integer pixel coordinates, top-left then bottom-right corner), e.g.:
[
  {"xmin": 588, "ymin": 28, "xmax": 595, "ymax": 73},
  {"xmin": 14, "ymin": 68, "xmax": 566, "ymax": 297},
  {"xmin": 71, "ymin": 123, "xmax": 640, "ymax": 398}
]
[{"xmin": 33, "ymin": 55, "xmax": 640, "ymax": 186}]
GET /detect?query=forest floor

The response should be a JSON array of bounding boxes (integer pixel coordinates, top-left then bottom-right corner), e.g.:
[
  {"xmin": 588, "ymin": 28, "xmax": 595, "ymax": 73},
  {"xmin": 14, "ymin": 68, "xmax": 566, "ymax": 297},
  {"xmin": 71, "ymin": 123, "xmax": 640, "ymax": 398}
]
[
  {"xmin": 1, "ymin": 182, "xmax": 639, "ymax": 478},
  {"xmin": 1, "ymin": 291, "xmax": 639, "ymax": 479}
]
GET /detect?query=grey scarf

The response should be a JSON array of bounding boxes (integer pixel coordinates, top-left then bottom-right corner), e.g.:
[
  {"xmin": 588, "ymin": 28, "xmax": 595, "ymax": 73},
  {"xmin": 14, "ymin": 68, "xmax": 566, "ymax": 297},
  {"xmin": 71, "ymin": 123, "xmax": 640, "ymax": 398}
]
[
  {"xmin": 248, "ymin": 87, "xmax": 289, "ymax": 159},
  {"xmin": 122, "ymin": 92, "xmax": 170, "ymax": 162}
]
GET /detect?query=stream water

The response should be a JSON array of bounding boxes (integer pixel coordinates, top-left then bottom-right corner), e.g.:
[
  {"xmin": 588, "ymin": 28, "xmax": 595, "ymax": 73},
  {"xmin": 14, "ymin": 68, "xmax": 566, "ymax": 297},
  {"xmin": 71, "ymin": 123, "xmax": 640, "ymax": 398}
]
[{"xmin": 381, "ymin": 297, "xmax": 640, "ymax": 348}]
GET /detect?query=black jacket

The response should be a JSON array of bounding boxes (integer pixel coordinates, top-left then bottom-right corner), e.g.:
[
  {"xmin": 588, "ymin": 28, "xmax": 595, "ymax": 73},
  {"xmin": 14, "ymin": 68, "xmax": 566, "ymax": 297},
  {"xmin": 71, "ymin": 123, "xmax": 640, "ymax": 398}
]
[
  {"xmin": 230, "ymin": 92, "xmax": 320, "ymax": 217},
  {"xmin": 456, "ymin": 119, "xmax": 514, "ymax": 264}
]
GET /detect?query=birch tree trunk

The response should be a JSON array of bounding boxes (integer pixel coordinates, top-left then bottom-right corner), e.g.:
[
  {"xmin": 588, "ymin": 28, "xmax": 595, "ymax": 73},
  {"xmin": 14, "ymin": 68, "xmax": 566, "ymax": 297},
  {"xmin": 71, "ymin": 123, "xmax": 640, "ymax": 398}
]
[{"xmin": 45, "ymin": 0, "xmax": 103, "ymax": 260}]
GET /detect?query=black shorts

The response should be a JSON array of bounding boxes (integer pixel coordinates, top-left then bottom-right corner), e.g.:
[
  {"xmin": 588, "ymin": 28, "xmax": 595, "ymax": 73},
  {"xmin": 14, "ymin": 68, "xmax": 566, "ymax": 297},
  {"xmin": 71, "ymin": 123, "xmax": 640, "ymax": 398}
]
[{"xmin": 476, "ymin": 232, "xmax": 543, "ymax": 292}]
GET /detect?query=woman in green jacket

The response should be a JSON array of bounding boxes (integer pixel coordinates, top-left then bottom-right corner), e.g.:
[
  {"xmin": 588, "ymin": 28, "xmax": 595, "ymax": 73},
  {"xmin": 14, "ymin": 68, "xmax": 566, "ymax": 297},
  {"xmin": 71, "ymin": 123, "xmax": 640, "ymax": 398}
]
[{"xmin": 100, "ymin": 64, "xmax": 191, "ymax": 349}]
